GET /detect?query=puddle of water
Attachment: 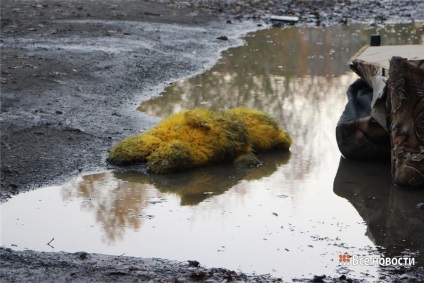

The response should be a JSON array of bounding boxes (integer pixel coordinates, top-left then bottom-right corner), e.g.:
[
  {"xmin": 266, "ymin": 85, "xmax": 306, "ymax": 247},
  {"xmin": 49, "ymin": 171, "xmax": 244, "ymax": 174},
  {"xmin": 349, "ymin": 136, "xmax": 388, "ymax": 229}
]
[{"xmin": 2, "ymin": 23, "xmax": 424, "ymax": 280}]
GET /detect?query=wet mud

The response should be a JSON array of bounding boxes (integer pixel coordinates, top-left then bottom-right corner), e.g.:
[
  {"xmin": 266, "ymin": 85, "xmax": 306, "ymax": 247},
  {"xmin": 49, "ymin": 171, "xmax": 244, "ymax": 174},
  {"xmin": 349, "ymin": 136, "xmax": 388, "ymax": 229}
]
[
  {"xmin": 0, "ymin": 0, "xmax": 261, "ymax": 201},
  {"xmin": 2, "ymin": 0, "xmax": 424, "ymax": 282}
]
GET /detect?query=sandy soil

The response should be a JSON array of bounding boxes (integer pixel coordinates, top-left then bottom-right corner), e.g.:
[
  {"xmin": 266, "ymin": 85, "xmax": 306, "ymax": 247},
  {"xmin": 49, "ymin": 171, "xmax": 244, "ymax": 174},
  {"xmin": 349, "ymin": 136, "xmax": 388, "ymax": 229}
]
[{"xmin": 1, "ymin": 0, "xmax": 424, "ymax": 282}]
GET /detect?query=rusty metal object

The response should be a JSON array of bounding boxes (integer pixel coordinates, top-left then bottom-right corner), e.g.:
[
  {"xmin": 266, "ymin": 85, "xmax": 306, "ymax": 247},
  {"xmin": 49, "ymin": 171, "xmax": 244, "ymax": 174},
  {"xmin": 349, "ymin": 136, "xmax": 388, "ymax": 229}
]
[{"xmin": 387, "ymin": 57, "xmax": 424, "ymax": 186}]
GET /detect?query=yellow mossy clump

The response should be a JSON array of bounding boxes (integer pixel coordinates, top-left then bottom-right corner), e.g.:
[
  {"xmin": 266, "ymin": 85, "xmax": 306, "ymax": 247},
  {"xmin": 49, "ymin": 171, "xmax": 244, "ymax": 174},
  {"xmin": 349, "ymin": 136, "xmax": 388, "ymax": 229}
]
[
  {"xmin": 108, "ymin": 107, "xmax": 292, "ymax": 173},
  {"xmin": 224, "ymin": 107, "xmax": 292, "ymax": 151}
]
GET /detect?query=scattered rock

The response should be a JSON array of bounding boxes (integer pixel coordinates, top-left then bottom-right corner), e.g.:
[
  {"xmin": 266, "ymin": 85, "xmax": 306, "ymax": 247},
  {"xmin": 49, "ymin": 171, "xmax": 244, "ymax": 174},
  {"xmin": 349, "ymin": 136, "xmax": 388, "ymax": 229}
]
[
  {"xmin": 190, "ymin": 271, "xmax": 208, "ymax": 280},
  {"xmin": 416, "ymin": 203, "xmax": 424, "ymax": 210},
  {"xmin": 312, "ymin": 274, "xmax": 326, "ymax": 282},
  {"xmin": 188, "ymin": 260, "xmax": 200, "ymax": 267}
]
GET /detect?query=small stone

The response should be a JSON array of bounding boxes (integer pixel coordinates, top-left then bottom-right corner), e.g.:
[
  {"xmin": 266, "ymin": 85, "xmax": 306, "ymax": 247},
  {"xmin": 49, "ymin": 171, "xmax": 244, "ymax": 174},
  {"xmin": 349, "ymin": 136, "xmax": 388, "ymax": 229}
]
[
  {"xmin": 188, "ymin": 260, "xmax": 200, "ymax": 267},
  {"xmin": 416, "ymin": 203, "xmax": 424, "ymax": 210}
]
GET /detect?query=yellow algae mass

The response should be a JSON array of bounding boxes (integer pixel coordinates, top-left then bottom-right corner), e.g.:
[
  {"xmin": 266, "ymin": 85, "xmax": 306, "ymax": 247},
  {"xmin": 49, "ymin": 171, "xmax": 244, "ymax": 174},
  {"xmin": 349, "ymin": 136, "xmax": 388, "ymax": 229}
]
[
  {"xmin": 108, "ymin": 107, "xmax": 292, "ymax": 173},
  {"xmin": 224, "ymin": 107, "xmax": 292, "ymax": 151}
]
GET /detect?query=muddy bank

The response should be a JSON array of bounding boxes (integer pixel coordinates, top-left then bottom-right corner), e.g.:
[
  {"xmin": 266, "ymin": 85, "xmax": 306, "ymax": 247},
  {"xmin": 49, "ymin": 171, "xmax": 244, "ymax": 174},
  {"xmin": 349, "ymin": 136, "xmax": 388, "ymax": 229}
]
[
  {"xmin": 1, "ymin": 247, "xmax": 423, "ymax": 282},
  {"xmin": 0, "ymin": 0, "xmax": 263, "ymax": 202},
  {"xmin": 2, "ymin": 0, "xmax": 424, "ymax": 202},
  {"xmin": 1, "ymin": 0, "xmax": 424, "ymax": 282},
  {"xmin": 2, "ymin": 0, "xmax": 424, "ymax": 201},
  {"xmin": 0, "ymin": 247, "xmax": 282, "ymax": 282}
]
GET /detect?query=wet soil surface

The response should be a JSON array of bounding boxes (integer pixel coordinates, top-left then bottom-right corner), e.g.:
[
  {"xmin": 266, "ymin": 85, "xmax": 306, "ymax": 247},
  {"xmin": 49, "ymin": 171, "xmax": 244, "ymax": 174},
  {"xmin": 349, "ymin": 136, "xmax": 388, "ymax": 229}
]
[
  {"xmin": 1, "ymin": 0, "xmax": 424, "ymax": 282},
  {"xmin": 0, "ymin": 0, "xmax": 254, "ymax": 201}
]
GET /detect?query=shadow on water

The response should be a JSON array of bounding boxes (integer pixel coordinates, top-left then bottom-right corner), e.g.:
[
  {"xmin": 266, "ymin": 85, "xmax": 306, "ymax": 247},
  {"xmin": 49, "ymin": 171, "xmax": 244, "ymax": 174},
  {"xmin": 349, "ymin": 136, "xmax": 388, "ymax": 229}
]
[{"xmin": 334, "ymin": 158, "xmax": 424, "ymax": 265}]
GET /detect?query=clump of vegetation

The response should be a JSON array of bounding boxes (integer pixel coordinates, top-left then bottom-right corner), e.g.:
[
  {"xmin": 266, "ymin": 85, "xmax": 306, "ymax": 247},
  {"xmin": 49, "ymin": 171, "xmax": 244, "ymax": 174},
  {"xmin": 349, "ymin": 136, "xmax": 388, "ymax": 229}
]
[{"xmin": 108, "ymin": 107, "xmax": 292, "ymax": 173}]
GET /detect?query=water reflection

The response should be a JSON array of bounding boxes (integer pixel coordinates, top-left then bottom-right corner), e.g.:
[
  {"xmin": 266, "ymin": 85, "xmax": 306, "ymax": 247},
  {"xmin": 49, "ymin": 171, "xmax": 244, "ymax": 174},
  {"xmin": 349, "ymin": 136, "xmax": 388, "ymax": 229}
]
[
  {"xmin": 136, "ymin": 23, "xmax": 424, "ymax": 270},
  {"xmin": 2, "ymin": 23, "xmax": 424, "ymax": 279},
  {"xmin": 138, "ymin": 24, "xmax": 423, "ymax": 117},
  {"xmin": 61, "ymin": 152, "xmax": 291, "ymax": 243},
  {"xmin": 333, "ymin": 158, "xmax": 424, "ymax": 265},
  {"xmin": 138, "ymin": 23, "xmax": 423, "ymax": 188},
  {"xmin": 61, "ymin": 173, "xmax": 152, "ymax": 244},
  {"xmin": 116, "ymin": 151, "xmax": 291, "ymax": 205}
]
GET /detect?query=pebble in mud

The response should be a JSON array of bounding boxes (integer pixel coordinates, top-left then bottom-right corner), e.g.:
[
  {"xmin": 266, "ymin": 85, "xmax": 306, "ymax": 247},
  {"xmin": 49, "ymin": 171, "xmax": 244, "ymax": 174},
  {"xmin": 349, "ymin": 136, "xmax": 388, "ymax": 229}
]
[
  {"xmin": 164, "ymin": 0, "xmax": 424, "ymax": 27},
  {"xmin": 416, "ymin": 203, "xmax": 424, "ymax": 210}
]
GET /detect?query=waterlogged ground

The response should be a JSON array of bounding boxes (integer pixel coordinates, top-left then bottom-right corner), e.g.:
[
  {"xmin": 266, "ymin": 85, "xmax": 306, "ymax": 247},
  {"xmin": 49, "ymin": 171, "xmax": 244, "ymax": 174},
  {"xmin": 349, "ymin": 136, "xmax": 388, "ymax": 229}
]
[{"xmin": 2, "ymin": 23, "xmax": 424, "ymax": 280}]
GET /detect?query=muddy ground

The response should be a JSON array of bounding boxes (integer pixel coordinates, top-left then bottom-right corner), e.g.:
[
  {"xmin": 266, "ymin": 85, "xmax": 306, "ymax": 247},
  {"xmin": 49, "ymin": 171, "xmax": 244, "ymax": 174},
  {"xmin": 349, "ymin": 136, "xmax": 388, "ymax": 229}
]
[{"xmin": 1, "ymin": 0, "xmax": 424, "ymax": 282}]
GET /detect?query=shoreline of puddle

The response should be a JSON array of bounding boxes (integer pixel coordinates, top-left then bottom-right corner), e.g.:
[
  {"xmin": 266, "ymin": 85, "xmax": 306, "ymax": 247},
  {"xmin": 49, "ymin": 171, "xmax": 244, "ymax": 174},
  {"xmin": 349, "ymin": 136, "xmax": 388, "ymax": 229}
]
[{"xmin": 2, "ymin": 23, "xmax": 424, "ymax": 280}]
